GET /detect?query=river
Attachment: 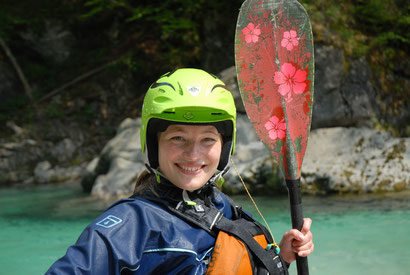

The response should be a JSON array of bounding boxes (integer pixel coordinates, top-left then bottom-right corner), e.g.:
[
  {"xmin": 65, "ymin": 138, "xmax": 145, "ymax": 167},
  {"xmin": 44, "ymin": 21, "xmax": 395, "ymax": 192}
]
[{"xmin": 1, "ymin": 184, "xmax": 409, "ymax": 274}]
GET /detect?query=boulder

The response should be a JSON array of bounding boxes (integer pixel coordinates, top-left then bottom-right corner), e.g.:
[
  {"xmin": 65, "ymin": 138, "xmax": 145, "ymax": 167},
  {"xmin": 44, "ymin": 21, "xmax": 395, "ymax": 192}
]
[
  {"xmin": 302, "ymin": 127, "xmax": 410, "ymax": 194},
  {"xmin": 88, "ymin": 118, "xmax": 144, "ymax": 199}
]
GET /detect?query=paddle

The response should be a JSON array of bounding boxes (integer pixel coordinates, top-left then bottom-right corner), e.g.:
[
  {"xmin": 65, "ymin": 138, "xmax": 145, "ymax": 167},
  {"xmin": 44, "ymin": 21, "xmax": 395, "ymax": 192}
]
[{"xmin": 234, "ymin": 0, "xmax": 314, "ymax": 274}]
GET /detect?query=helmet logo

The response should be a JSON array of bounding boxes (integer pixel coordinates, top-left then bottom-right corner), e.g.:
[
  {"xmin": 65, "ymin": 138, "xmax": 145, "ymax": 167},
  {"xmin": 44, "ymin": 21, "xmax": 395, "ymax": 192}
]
[
  {"xmin": 187, "ymin": 86, "xmax": 201, "ymax": 96},
  {"xmin": 183, "ymin": 112, "xmax": 195, "ymax": 120}
]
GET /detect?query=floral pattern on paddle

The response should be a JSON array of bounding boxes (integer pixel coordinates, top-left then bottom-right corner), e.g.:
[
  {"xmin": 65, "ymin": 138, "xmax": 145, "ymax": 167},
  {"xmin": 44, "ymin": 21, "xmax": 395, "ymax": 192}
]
[
  {"xmin": 242, "ymin": 23, "xmax": 262, "ymax": 43},
  {"xmin": 235, "ymin": 0, "xmax": 314, "ymax": 179}
]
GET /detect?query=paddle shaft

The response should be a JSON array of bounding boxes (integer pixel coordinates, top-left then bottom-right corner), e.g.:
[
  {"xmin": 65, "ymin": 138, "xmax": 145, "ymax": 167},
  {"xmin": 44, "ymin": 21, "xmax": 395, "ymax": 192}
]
[{"xmin": 286, "ymin": 178, "xmax": 309, "ymax": 275}]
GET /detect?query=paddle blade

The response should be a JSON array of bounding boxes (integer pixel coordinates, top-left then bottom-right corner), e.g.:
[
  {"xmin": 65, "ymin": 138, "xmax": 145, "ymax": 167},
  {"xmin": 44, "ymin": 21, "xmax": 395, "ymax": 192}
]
[{"xmin": 235, "ymin": 0, "xmax": 314, "ymax": 179}]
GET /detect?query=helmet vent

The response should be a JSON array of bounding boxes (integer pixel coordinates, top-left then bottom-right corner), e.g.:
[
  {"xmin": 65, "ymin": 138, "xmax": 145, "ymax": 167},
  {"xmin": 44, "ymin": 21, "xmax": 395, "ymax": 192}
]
[
  {"xmin": 154, "ymin": 96, "xmax": 172, "ymax": 103},
  {"xmin": 211, "ymin": 113, "xmax": 223, "ymax": 115}
]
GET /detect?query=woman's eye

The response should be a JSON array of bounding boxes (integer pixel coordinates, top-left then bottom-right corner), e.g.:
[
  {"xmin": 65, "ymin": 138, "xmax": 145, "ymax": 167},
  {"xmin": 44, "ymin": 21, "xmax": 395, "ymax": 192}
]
[
  {"xmin": 171, "ymin": 136, "xmax": 185, "ymax": 142},
  {"xmin": 203, "ymin": 137, "xmax": 216, "ymax": 144}
]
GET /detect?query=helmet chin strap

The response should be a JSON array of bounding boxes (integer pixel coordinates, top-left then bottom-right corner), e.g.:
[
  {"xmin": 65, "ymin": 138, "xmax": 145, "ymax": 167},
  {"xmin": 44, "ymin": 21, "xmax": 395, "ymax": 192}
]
[
  {"xmin": 208, "ymin": 166, "xmax": 230, "ymax": 188},
  {"xmin": 144, "ymin": 163, "xmax": 230, "ymax": 188},
  {"xmin": 144, "ymin": 163, "xmax": 166, "ymax": 183}
]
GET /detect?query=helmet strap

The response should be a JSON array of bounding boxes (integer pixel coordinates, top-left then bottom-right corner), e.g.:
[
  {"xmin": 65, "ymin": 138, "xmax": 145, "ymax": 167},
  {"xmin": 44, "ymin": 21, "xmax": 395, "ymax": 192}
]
[
  {"xmin": 144, "ymin": 163, "xmax": 166, "ymax": 183},
  {"xmin": 145, "ymin": 163, "xmax": 230, "ymax": 188},
  {"xmin": 209, "ymin": 166, "xmax": 230, "ymax": 187}
]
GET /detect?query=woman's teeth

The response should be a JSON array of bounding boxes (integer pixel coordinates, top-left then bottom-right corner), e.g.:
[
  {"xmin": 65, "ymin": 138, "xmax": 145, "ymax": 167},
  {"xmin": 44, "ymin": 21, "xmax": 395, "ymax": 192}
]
[{"xmin": 180, "ymin": 165, "xmax": 201, "ymax": 172}]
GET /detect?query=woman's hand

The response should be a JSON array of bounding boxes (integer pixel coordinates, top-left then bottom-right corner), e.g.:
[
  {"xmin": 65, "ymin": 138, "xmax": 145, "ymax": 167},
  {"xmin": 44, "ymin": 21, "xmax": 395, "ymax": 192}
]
[{"xmin": 279, "ymin": 218, "xmax": 314, "ymax": 264}]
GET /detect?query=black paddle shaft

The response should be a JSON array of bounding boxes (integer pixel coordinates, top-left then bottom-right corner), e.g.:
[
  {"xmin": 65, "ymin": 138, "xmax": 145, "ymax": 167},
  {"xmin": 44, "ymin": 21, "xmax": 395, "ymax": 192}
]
[{"xmin": 286, "ymin": 178, "xmax": 309, "ymax": 275}]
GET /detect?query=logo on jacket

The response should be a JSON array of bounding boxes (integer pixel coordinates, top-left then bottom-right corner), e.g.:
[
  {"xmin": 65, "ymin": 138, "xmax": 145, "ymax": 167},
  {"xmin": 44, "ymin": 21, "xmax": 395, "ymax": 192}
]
[{"xmin": 96, "ymin": 215, "xmax": 123, "ymax": 228}]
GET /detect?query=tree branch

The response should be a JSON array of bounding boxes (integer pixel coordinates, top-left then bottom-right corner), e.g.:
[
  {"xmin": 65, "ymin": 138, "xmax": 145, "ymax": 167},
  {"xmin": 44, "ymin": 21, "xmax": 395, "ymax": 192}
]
[
  {"xmin": 0, "ymin": 35, "xmax": 37, "ymax": 108},
  {"xmin": 36, "ymin": 61, "xmax": 115, "ymax": 104}
]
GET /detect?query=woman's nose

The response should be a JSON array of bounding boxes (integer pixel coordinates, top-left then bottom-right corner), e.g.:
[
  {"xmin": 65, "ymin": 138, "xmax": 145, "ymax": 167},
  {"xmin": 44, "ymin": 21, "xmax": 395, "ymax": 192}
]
[{"xmin": 183, "ymin": 141, "xmax": 201, "ymax": 159}]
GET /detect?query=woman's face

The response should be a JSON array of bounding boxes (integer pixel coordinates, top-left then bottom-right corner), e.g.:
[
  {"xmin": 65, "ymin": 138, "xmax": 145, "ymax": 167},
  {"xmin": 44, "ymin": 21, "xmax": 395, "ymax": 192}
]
[{"xmin": 158, "ymin": 124, "xmax": 222, "ymax": 191}]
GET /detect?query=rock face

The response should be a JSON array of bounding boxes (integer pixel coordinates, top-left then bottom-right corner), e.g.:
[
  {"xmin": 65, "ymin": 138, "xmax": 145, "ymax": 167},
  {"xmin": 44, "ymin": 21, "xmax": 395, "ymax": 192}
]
[
  {"xmin": 304, "ymin": 44, "xmax": 381, "ymax": 129},
  {"xmin": 87, "ymin": 118, "xmax": 145, "ymax": 199},
  {"xmin": 85, "ymin": 117, "xmax": 410, "ymax": 199},
  {"xmin": 0, "ymin": 120, "xmax": 88, "ymax": 186},
  {"xmin": 302, "ymin": 127, "xmax": 410, "ymax": 194}
]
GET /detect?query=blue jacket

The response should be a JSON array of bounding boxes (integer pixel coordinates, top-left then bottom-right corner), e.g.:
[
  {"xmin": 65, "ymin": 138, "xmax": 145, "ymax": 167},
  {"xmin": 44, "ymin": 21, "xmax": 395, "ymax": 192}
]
[{"xmin": 46, "ymin": 188, "xmax": 233, "ymax": 274}]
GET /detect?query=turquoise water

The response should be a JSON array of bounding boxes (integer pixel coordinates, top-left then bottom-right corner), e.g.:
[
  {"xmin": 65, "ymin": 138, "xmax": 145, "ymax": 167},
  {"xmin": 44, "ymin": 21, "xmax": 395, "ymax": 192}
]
[{"xmin": 1, "ymin": 185, "xmax": 410, "ymax": 275}]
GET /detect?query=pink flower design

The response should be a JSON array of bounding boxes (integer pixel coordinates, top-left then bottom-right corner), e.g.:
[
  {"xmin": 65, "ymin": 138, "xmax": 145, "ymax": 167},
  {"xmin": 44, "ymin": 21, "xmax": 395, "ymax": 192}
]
[
  {"xmin": 265, "ymin": 115, "xmax": 286, "ymax": 140},
  {"xmin": 281, "ymin": 30, "xmax": 299, "ymax": 51},
  {"xmin": 242, "ymin": 23, "xmax": 261, "ymax": 44},
  {"xmin": 274, "ymin": 63, "xmax": 307, "ymax": 101}
]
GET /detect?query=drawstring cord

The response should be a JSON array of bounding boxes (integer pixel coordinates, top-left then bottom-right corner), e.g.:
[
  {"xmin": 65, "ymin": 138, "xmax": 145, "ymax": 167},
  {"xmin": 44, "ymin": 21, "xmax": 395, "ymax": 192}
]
[
  {"xmin": 146, "ymin": 160, "xmax": 280, "ymax": 253},
  {"xmin": 230, "ymin": 156, "xmax": 280, "ymax": 253}
]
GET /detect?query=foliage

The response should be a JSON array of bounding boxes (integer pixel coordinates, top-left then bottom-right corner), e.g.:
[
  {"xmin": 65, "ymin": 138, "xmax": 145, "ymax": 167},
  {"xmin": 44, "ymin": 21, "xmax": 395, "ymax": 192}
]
[
  {"xmin": 301, "ymin": 0, "xmax": 409, "ymax": 56},
  {"xmin": 301, "ymin": 0, "xmax": 409, "ymax": 127},
  {"xmin": 79, "ymin": 0, "xmax": 242, "ymax": 71},
  {"xmin": 0, "ymin": 0, "xmax": 408, "ymax": 133}
]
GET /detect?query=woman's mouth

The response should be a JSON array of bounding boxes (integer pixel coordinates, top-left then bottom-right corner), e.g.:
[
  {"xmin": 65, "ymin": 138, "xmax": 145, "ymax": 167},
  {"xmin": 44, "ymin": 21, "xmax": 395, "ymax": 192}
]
[{"xmin": 177, "ymin": 164, "xmax": 204, "ymax": 173}]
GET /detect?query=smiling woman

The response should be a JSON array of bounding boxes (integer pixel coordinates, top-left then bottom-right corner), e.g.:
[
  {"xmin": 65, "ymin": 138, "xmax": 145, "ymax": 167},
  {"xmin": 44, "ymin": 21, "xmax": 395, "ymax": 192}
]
[{"xmin": 45, "ymin": 68, "xmax": 314, "ymax": 274}]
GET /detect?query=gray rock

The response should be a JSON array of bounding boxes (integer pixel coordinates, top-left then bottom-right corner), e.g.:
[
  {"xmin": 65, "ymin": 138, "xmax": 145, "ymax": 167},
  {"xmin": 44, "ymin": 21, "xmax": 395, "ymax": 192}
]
[
  {"xmin": 91, "ymin": 161, "xmax": 144, "ymax": 200},
  {"xmin": 302, "ymin": 127, "xmax": 410, "ymax": 193},
  {"xmin": 340, "ymin": 57, "xmax": 379, "ymax": 124},
  {"xmin": 0, "ymin": 120, "xmax": 88, "ymax": 185},
  {"xmin": 227, "ymin": 114, "xmax": 270, "ymax": 179},
  {"xmin": 86, "ymin": 157, "xmax": 100, "ymax": 173},
  {"xmin": 100, "ymin": 118, "xmax": 143, "ymax": 163},
  {"xmin": 89, "ymin": 118, "xmax": 144, "ymax": 199},
  {"xmin": 50, "ymin": 138, "xmax": 77, "ymax": 162},
  {"xmin": 20, "ymin": 20, "xmax": 74, "ymax": 64},
  {"xmin": 311, "ymin": 45, "xmax": 346, "ymax": 128},
  {"xmin": 34, "ymin": 161, "xmax": 53, "ymax": 183},
  {"xmin": 311, "ymin": 45, "xmax": 380, "ymax": 129},
  {"xmin": 0, "ymin": 139, "xmax": 47, "ymax": 184},
  {"xmin": 34, "ymin": 160, "xmax": 86, "ymax": 184}
]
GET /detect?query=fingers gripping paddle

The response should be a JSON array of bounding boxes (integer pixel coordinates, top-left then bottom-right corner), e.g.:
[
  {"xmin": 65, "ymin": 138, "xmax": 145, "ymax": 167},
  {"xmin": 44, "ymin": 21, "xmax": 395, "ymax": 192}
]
[{"xmin": 234, "ymin": 0, "xmax": 314, "ymax": 274}]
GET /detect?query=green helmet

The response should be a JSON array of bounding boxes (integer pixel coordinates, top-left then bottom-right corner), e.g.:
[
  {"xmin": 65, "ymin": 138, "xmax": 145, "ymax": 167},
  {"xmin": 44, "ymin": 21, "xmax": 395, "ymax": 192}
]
[{"xmin": 141, "ymin": 68, "xmax": 236, "ymax": 171}]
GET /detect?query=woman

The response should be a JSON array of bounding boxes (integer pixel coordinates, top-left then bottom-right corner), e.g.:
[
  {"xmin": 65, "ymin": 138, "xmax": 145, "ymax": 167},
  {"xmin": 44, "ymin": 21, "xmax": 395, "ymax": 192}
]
[{"xmin": 46, "ymin": 68, "xmax": 313, "ymax": 274}]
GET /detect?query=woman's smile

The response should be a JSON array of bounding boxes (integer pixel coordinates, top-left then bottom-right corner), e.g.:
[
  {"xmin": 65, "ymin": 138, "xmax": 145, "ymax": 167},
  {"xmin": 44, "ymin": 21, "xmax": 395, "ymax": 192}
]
[
  {"xmin": 177, "ymin": 164, "xmax": 204, "ymax": 174},
  {"xmin": 158, "ymin": 124, "xmax": 222, "ymax": 191}
]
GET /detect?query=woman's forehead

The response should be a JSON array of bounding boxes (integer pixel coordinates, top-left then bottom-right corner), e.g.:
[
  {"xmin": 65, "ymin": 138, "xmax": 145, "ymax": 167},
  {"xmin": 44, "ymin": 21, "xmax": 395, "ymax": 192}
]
[{"xmin": 164, "ymin": 124, "xmax": 219, "ymax": 134}]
